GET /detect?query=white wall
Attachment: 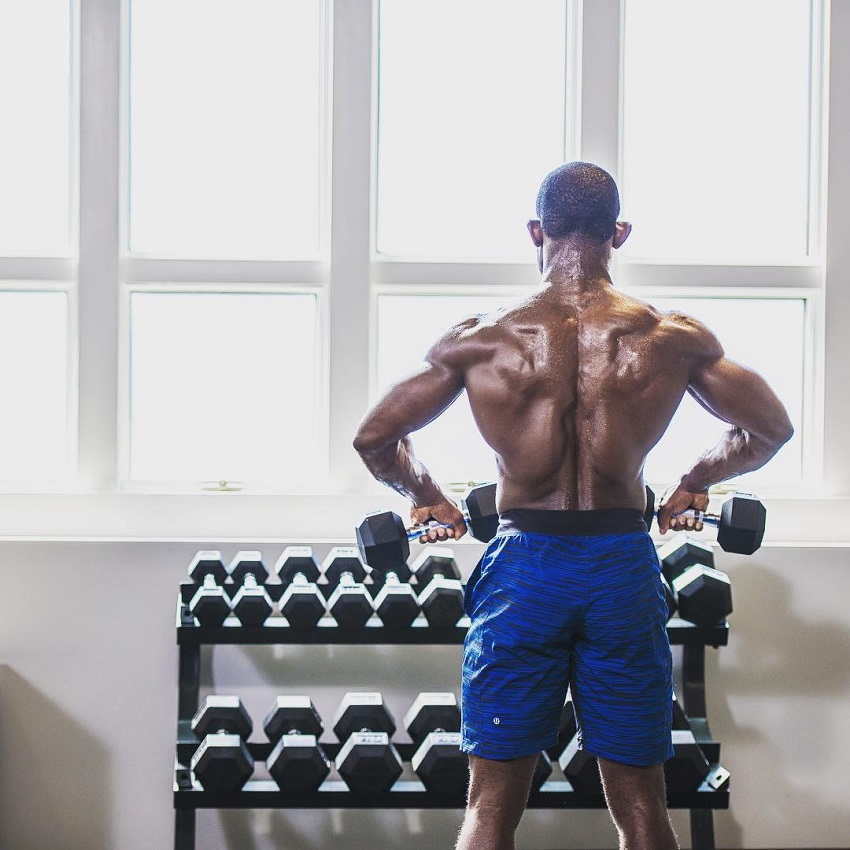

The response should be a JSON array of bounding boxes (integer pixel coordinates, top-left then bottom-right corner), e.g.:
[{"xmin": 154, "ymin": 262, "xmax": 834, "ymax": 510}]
[{"xmin": 1, "ymin": 537, "xmax": 847, "ymax": 850}]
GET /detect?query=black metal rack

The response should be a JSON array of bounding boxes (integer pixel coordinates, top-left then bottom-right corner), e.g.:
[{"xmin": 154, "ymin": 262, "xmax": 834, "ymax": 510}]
[{"xmin": 174, "ymin": 588, "xmax": 729, "ymax": 850}]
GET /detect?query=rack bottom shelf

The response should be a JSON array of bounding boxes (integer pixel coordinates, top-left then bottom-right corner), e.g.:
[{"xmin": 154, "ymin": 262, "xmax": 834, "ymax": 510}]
[{"xmin": 174, "ymin": 776, "xmax": 729, "ymax": 811}]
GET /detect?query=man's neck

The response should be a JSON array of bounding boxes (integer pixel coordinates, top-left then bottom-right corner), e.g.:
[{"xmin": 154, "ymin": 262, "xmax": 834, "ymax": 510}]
[{"xmin": 540, "ymin": 237, "xmax": 613, "ymax": 293}]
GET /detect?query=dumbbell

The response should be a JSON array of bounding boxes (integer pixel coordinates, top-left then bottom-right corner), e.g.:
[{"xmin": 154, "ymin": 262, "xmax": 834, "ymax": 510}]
[
  {"xmin": 187, "ymin": 551, "xmax": 231, "ymax": 627},
  {"xmin": 227, "ymin": 551, "xmax": 274, "ymax": 626},
  {"xmin": 333, "ymin": 692, "xmax": 404, "ymax": 795},
  {"xmin": 657, "ymin": 536, "xmax": 732, "ymax": 626},
  {"xmin": 356, "ymin": 482, "xmax": 499, "ymax": 573},
  {"xmin": 190, "ymin": 695, "xmax": 254, "ymax": 792},
  {"xmin": 644, "ymin": 485, "xmax": 766, "ymax": 555},
  {"xmin": 322, "ymin": 548, "xmax": 375, "ymax": 629},
  {"xmin": 263, "ymin": 695, "xmax": 331, "ymax": 793},
  {"xmin": 369, "ymin": 559, "xmax": 420, "ymax": 629},
  {"xmin": 409, "ymin": 547, "xmax": 465, "ymax": 628},
  {"xmin": 276, "ymin": 547, "xmax": 327, "ymax": 629},
  {"xmin": 558, "ymin": 737, "xmax": 602, "ymax": 796},
  {"xmin": 404, "ymin": 692, "xmax": 467, "ymax": 796}
]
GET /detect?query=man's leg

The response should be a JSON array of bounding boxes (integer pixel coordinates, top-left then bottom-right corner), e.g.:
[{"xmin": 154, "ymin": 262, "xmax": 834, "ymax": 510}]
[
  {"xmin": 598, "ymin": 757, "xmax": 678, "ymax": 850},
  {"xmin": 455, "ymin": 753, "xmax": 539, "ymax": 850}
]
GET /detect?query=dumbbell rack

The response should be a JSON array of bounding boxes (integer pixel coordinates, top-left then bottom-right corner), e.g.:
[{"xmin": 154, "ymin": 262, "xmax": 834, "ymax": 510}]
[{"xmin": 174, "ymin": 583, "xmax": 729, "ymax": 850}]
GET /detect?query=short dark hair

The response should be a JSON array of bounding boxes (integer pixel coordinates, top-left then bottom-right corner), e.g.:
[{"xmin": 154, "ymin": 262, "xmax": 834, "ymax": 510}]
[{"xmin": 535, "ymin": 162, "xmax": 620, "ymax": 243}]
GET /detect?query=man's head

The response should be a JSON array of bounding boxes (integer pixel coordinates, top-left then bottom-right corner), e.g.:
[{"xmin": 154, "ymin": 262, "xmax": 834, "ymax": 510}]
[{"xmin": 527, "ymin": 162, "xmax": 631, "ymax": 269}]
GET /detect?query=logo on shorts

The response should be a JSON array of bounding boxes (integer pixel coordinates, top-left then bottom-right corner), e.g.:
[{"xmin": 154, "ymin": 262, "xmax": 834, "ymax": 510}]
[{"xmin": 493, "ymin": 717, "xmax": 500, "ymax": 725}]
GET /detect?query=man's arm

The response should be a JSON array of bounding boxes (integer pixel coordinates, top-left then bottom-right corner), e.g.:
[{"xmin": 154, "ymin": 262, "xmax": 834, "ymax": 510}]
[
  {"xmin": 658, "ymin": 343, "xmax": 794, "ymax": 533},
  {"xmin": 353, "ymin": 334, "xmax": 470, "ymax": 538}
]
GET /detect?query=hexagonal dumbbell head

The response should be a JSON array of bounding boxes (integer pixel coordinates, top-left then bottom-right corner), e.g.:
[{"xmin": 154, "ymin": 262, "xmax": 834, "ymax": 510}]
[
  {"xmin": 190, "ymin": 695, "xmax": 254, "ymax": 792},
  {"xmin": 672, "ymin": 565, "xmax": 732, "ymax": 626},
  {"xmin": 192, "ymin": 695, "xmax": 253, "ymax": 739},
  {"xmin": 333, "ymin": 692, "xmax": 396, "ymax": 741},
  {"xmin": 279, "ymin": 574, "xmax": 326, "ymax": 629},
  {"xmin": 717, "ymin": 493, "xmax": 766, "ymax": 554},
  {"xmin": 411, "ymin": 731, "xmax": 468, "ymax": 796},
  {"xmin": 664, "ymin": 729, "xmax": 711, "ymax": 792},
  {"xmin": 188, "ymin": 550, "xmax": 227, "ymax": 584},
  {"xmin": 189, "ymin": 575, "xmax": 231, "ymax": 627},
  {"xmin": 275, "ymin": 546, "xmax": 321, "ymax": 584},
  {"xmin": 327, "ymin": 577, "xmax": 374, "ymax": 629},
  {"xmin": 418, "ymin": 574, "xmax": 464, "ymax": 628},
  {"xmin": 558, "ymin": 737, "xmax": 602, "ymax": 795},
  {"xmin": 334, "ymin": 693, "xmax": 402, "ymax": 796},
  {"xmin": 462, "ymin": 483, "xmax": 499, "ymax": 542},
  {"xmin": 403, "ymin": 692, "xmax": 461, "ymax": 745},
  {"xmin": 355, "ymin": 511, "xmax": 409, "ymax": 575},
  {"xmin": 228, "ymin": 551, "xmax": 273, "ymax": 626},
  {"xmin": 372, "ymin": 576, "xmax": 419, "ymax": 629},
  {"xmin": 322, "ymin": 547, "xmax": 368, "ymax": 586},
  {"xmin": 263, "ymin": 696, "xmax": 330, "ymax": 793},
  {"xmin": 228, "ymin": 551, "xmax": 269, "ymax": 585},
  {"xmin": 190, "ymin": 732, "xmax": 253, "ymax": 792},
  {"xmin": 410, "ymin": 547, "xmax": 460, "ymax": 588},
  {"xmin": 657, "ymin": 535, "xmax": 715, "ymax": 584}
]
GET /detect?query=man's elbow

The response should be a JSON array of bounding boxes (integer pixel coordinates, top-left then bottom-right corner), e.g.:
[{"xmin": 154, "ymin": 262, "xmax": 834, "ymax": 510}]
[
  {"xmin": 765, "ymin": 414, "xmax": 795, "ymax": 450},
  {"xmin": 352, "ymin": 423, "xmax": 389, "ymax": 458}
]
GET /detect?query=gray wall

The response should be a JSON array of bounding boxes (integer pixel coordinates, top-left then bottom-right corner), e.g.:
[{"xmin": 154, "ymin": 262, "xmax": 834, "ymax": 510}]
[{"xmin": 0, "ymin": 539, "xmax": 847, "ymax": 850}]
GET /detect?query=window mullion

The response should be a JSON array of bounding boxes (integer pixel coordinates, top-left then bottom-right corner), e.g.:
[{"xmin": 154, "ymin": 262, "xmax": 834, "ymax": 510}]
[
  {"xmin": 77, "ymin": 0, "xmax": 121, "ymax": 490},
  {"xmin": 327, "ymin": 0, "xmax": 374, "ymax": 491}
]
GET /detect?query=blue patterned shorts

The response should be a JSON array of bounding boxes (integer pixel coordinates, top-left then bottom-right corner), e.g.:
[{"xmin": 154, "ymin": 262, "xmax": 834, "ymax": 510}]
[{"xmin": 461, "ymin": 509, "xmax": 673, "ymax": 766}]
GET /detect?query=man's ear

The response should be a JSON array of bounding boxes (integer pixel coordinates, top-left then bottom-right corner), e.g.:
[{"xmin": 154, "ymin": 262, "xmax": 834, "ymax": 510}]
[
  {"xmin": 527, "ymin": 219, "xmax": 544, "ymax": 247},
  {"xmin": 612, "ymin": 221, "xmax": 632, "ymax": 249}
]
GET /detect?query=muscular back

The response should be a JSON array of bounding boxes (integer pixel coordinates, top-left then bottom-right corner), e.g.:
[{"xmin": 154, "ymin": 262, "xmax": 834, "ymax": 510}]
[{"xmin": 438, "ymin": 286, "xmax": 719, "ymax": 513}]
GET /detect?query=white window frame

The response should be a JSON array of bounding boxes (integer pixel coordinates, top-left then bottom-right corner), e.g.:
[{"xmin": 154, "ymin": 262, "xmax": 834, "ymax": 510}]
[{"xmin": 0, "ymin": 0, "xmax": 847, "ymax": 543}]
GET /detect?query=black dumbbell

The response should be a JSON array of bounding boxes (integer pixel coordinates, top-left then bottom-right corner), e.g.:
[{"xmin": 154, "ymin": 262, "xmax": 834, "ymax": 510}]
[
  {"xmin": 276, "ymin": 547, "xmax": 327, "ymax": 629},
  {"xmin": 370, "ymin": 560, "xmax": 420, "ymax": 629},
  {"xmin": 657, "ymin": 535, "xmax": 715, "ymax": 585},
  {"xmin": 546, "ymin": 693, "xmax": 578, "ymax": 760},
  {"xmin": 190, "ymin": 695, "xmax": 254, "ymax": 792},
  {"xmin": 661, "ymin": 572, "xmax": 678, "ymax": 620},
  {"xmin": 645, "ymin": 485, "xmax": 766, "ymax": 555},
  {"xmin": 408, "ymin": 547, "xmax": 465, "ymax": 628},
  {"xmin": 404, "ymin": 692, "xmax": 467, "ymax": 796},
  {"xmin": 187, "ymin": 551, "xmax": 231, "ymax": 627},
  {"xmin": 418, "ymin": 572, "xmax": 465, "ymax": 629},
  {"xmin": 264, "ymin": 695, "xmax": 331, "ymax": 793},
  {"xmin": 672, "ymin": 564, "xmax": 733, "ymax": 626},
  {"xmin": 227, "ymin": 551, "xmax": 273, "ymax": 626},
  {"xmin": 356, "ymin": 482, "xmax": 499, "ymax": 573},
  {"xmin": 323, "ymin": 548, "xmax": 375, "ymax": 629},
  {"xmin": 333, "ymin": 692, "xmax": 404, "ymax": 795},
  {"xmin": 531, "ymin": 752, "xmax": 554, "ymax": 792}
]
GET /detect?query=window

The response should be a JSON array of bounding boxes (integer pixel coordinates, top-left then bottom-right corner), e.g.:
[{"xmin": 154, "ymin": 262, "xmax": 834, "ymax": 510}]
[
  {"xmin": 128, "ymin": 0, "xmax": 325, "ymax": 258},
  {"xmin": 2, "ymin": 0, "xmax": 845, "ymax": 537},
  {"xmin": 376, "ymin": 0, "xmax": 570, "ymax": 260},
  {"xmin": 129, "ymin": 292, "xmax": 320, "ymax": 485},
  {"xmin": 0, "ymin": 0, "xmax": 73, "ymax": 256},
  {"xmin": 621, "ymin": 0, "xmax": 814, "ymax": 262}
]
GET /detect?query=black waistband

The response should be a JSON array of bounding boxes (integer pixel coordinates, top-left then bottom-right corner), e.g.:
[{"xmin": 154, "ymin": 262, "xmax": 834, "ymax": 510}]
[{"xmin": 498, "ymin": 508, "xmax": 648, "ymax": 537}]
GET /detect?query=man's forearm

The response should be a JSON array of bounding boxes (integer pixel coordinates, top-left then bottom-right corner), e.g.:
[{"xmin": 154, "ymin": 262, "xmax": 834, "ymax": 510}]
[
  {"xmin": 680, "ymin": 426, "xmax": 790, "ymax": 492},
  {"xmin": 357, "ymin": 436, "xmax": 447, "ymax": 507}
]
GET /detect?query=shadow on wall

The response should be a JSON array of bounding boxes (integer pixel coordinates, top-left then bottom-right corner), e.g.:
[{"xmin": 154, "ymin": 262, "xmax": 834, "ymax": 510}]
[
  {"xmin": 705, "ymin": 562, "xmax": 850, "ymax": 848},
  {"xmin": 0, "ymin": 665, "xmax": 112, "ymax": 850}
]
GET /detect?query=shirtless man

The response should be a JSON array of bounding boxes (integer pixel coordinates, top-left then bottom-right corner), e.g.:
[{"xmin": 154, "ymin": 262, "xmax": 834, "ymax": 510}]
[{"xmin": 353, "ymin": 162, "xmax": 793, "ymax": 850}]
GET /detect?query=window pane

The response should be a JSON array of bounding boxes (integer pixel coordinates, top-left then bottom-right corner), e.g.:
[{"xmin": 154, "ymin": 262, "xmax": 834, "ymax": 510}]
[
  {"xmin": 130, "ymin": 293, "xmax": 320, "ymax": 484},
  {"xmin": 377, "ymin": 294, "xmax": 509, "ymax": 483},
  {"xmin": 378, "ymin": 294, "xmax": 804, "ymax": 491},
  {"xmin": 621, "ymin": 0, "xmax": 812, "ymax": 261},
  {"xmin": 377, "ymin": 0, "xmax": 568, "ymax": 260},
  {"xmin": 643, "ymin": 297, "xmax": 805, "ymax": 490},
  {"xmin": 129, "ymin": 0, "xmax": 324, "ymax": 258},
  {"xmin": 0, "ymin": 292, "xmax": 69, "ymax": 480},
  {"xmin": 0, "ymin": 1, "xmax": 71, "ymax": 255}
]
